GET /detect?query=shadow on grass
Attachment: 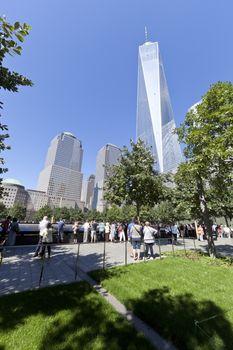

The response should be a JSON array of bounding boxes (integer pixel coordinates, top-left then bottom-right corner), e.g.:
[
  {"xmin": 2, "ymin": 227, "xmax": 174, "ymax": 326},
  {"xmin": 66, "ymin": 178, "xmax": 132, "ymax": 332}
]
[
  {"xmin": 90, "ymin": 266, "xmax": 128, "ymax": 282},
  {"xmin": 0, "ymin": 282, "xmax": 153, "ymax": 350},
  {"xmin": 215, "ymin": 244, "xmax": 233, "ymax": 257},
  {"xmin": 126, "ymin": 286, "xmax": 233, "ymax": 350}
]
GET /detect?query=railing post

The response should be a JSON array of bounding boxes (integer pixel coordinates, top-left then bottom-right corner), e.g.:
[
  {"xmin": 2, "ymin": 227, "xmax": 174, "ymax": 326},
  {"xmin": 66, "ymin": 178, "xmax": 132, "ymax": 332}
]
[
  {"xmin": 143, "ymin": 242, "xmax": 146, "ymax": 262},
  {"xmin": 125, "ymin": 240, "xmax": 127, "ymax": 266},
  {"xmin": 158, "ymin": 239, "xmax": 162, "ymax": 260},
  {"xmin": 0, "ymin": 248, "xmax": 4, "ymax": 264},
  {"xmin": 74, "ymin": 243, "xmax": 80, "ymax": 280},
  {"xmin": 38, "ymin": 249, "xmax": 45, "ymax": 288},
  {"xmin": 103, "ymin": 238, "xmax": 106, "ymax": 270},
  {"xmin": 183, "ymin": 236, "xmax": 187, "ymax": 256},
  {"xmin": 171, "ymin": 236, "xmax": 175, "ymax": 257},
  {"xmin": 193, "ymin": 238, "xmax": 197, "ymax": 252}
]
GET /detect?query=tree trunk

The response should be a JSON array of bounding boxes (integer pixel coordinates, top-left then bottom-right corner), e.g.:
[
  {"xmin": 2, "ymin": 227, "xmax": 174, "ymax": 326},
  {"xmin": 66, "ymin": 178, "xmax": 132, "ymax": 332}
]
[
  {"xmin": 196, "ymin": 176, "xmax": 216, "ymax": 258},
  {"xmin": 136, "ymin": 204, "xmax": 141, "ymax": 222}
]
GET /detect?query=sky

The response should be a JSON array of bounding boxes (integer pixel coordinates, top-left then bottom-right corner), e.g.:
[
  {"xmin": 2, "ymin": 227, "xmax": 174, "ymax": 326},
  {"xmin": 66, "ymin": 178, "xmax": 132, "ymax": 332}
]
[{"xmin": 1, "ymin": 0, "xmax": 233, "ymax": 189}]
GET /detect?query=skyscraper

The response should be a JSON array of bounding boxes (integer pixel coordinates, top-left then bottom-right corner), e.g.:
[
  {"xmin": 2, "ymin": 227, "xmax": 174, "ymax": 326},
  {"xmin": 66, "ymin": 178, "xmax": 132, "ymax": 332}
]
[
  {"xmin": 37, "ymin": 132, "xmax": 83, "ymax": 207},
  {"xmin": 136, "ymin": 33, "xmax": 183, "ymax": 173},
  {"xmin": 81, "ymin": 174, "xmax": 95, "ymax": 209},
  {"xmin": 92, "ymin": 144, "xmax": 121, "ymax": 212}
]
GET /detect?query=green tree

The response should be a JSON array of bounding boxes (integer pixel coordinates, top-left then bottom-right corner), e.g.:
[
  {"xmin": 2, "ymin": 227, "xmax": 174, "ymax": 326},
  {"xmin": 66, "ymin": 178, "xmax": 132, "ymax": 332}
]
[
  {"xmin": 0, "ymin": 202, "xmax": 8, "ymax": 219},
  {"xmin": 152, "ymin": 201, "xmax": 177, "ymax": 224},
  {"xmin": 84, "ymin": 209, "xmax": 104, "ymax": 222},
  {"xmin": 52, "ymin": 207, "xmax": 71, "ymax": 221},
  {"xmin": 33, "ymin": 206, "xmax": 53, "ymax": 222},
  {"xmin": 9, "ymin": 202, "xmax": 26, "ymax": 220},
  {"xmin": 104, "ymin": 139, "xmax": 167, "ymax": 220},
  {"xmin": 0, "ymin": 16, "xmax": 32, "ymax": 196},
  {"xmin": 176, "ymin": 81, "xmax": 233, "ymax": 256},
  {"xmin": 207, "ymin": 179, "xmax": 233, "ymax": 226},
  {"xmin": 68, "ymin": 208, "xmax": 84, "ymax": 222},
  {"xmin": 105, "ymin": 205, "xmax": 122, "ymax": 222}
]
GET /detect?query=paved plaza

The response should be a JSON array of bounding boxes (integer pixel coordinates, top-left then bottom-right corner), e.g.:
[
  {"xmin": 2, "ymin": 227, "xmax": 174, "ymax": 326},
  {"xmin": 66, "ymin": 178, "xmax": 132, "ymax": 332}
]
[{"xmin": 1, "ymin": 237, "xmax": 233, "ymax": 296}]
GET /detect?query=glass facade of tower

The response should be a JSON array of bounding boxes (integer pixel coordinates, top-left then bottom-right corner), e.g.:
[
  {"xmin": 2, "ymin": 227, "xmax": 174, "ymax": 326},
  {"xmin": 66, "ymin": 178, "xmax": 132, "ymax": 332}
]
[
  {"xmin": 37, "ymin": 132, "xmax": 83, "ymax": 206},
  {"xmin": 136, "ymin": 41, "xmax": 183, "ymax": 173},
  {"xmin": 92, "ymin": 144, "xmax": 121, "ymax": 212}
]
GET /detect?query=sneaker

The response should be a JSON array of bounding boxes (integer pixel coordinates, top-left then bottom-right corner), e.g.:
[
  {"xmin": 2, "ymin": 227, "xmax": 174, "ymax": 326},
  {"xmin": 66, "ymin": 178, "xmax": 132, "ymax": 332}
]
[{"xmin": 149, "ymin": 257, "xmax": 154, "ymax": 260}]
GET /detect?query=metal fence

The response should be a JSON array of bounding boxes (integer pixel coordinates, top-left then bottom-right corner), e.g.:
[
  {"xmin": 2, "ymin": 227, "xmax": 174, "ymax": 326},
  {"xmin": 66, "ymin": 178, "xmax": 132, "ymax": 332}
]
[{"xmin": 0, "ymin": 236, "xmax": 232, "ymax": 294}]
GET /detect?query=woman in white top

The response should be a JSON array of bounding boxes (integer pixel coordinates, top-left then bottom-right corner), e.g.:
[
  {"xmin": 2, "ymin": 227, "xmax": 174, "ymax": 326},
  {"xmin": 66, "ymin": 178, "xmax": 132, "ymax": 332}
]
[
  {"xmin": 110, "ymin": 223, "xmax": 116, "ymax": 242},
  {"xmin": 143, "ymin": 222, "xmax": 157, "ymax": 259},
  {"xmin": 40, "ymin": 222, "xmax": 53, "ymax": 258}
]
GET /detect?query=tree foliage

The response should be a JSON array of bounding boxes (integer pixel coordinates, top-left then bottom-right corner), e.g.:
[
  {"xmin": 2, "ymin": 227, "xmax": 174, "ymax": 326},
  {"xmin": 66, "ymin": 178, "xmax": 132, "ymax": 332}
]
[
  {"xmin": 0, "ymin": 16, "xmax": 32, "ymax": 196},
  {"xmin": 33, "ymin": 206, "xmax": 53, "ymax": 222},
  {"xmin": 104, "ymin": 139, "xmax": 168, "ymax": 219},
  {"xmin": 175, "ymin": 81, "xmax": 233, "ymax": 256},
  {"xmin": 8, "ymin": 202, "xmax": 26, "ymax": 220}
]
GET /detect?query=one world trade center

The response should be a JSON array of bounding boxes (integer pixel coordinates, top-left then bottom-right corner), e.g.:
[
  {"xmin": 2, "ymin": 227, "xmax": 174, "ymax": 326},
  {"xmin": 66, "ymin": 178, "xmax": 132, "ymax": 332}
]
[{"xmin": 136, "ymin": 32, "xmax": 183, "ymax": 173}]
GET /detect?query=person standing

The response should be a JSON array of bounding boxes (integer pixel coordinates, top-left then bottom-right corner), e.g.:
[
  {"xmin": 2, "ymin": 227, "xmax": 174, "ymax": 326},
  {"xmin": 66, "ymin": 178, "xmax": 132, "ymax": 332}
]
[
  {"xmin": 171, "ymin": 223, "xmax": 178, "ymax": 243},
  {"xmin": 72, "ymin": 221, "xmax": 79, "ymax": 243},
  {"xmin": 223, "ymin": 225, "xmax": 231, "ymax": 238},
  {"xmin": 82, "ymin": 221, "xmax": 90, "ymax": 243},
  {"xmin": 7, "ymin": 217, "xmax": 20, "ymax": 246},
  {"xmin": 118, "ymin": 223, "xmax": 125, "ymax": 242},
  {"xmin": 104, "ymin": 222, "xmax": 110, "ymax": 242},
  {"xmin": 196, "ymin": 224, "xmax": 204, "ymax": 241},
  {"xmin": 179, "ymin": 224, "xmax": 185, "ymax": 238},
  {"xmin": 130, "ymin": 220, "xmax": 142, "ymax": 261},
  {"xmin": 143, "ymin": 222, "xmax": 157, "ymax": 259},
  {"xmin": 34, "ymin": 216, "xmax": 50, "ymax": 257},
  {"xmin": 109, "ymin": 222, "xmax": 116, "ymax": 242},
  {"xmin": 40, "ymin": 222, "xmax": 53, "ymax": 258},
  {"xmin": 90, "ymin": 220, "xmax": 98, "ymax": 243},
  {"xmin": 1, "ymin": 216, "xmax": 11, "ymax": 239},
  {"xmin": 57, "ymin": 219, "xmax": 65, "ymax": 243},
  {"xmin": 97, "ymin": 221, "xmax": 105, "ymax": 241}
]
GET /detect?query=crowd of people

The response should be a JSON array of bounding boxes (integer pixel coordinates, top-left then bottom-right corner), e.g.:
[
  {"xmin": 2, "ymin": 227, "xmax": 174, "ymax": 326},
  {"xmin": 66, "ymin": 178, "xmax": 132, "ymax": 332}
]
[
  {"xmin": 1, "ymin": 215, "xmax": 233, "ymax": 260},
  {"xmin": 0, "ymin": 216, "xmax": 20, "ymax": 246}
]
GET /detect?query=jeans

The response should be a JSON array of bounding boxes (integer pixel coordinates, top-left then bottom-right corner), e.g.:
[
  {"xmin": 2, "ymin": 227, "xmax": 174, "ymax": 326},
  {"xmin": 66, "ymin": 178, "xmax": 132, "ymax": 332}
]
[{"xmin": 145, "ymin": 243, "xmax": 154, "ymax": 257}]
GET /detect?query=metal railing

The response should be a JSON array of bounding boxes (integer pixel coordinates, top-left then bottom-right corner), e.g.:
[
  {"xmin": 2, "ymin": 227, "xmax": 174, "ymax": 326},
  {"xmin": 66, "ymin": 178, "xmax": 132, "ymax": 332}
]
[{"xmin": 0, "ymin": 236, "xmax": 232, "ymax": 293}]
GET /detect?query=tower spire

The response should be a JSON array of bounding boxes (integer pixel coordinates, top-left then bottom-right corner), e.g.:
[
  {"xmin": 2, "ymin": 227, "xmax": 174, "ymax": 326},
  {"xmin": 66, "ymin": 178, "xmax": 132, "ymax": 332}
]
[{"xmin": 145, "ymin": 26, "xmax": 148, "ymax": 42}]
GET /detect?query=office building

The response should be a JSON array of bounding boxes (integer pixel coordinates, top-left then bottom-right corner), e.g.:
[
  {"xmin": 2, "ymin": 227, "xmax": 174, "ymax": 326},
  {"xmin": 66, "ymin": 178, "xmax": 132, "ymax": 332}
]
[
  {"xmin": 26, "ymin": 189, "xmax": 49, "ymax": 212},
  {"xmin": 136, "ymin": 33, "xmax": 183, "ymax": 173},
  {"xmin": 1, "ymin": 179, "xmax": 28, "ymax": 208},
  {"xmin": 81, "ymin": 174, "xmax": 95, "ymax": 210},
  {"xmin": 92, "ymin": 144, "xmax": 121, "ymax": 212},
  {"xmin": 37, "ymin": 132, "xmax": 83, "ymax": 208}
]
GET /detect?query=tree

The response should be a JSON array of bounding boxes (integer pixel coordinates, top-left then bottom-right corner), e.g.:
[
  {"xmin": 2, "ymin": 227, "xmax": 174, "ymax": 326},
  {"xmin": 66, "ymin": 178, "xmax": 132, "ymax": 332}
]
[
  {"xmin": 176, "ymin": 82, "xmax": 233, "ymax": 257},
  {"xmin": 0, "ymin": 16, "xmax": 32, "ymax": 196},
  {"xmin": 104, "ymin": 139, "xmax": 167, "ymax": 220},
  {"xmin": 9, "ymin": 202, "xmax": 26, "ymax": 220},
  {"xmin": 69, "ymin": 208, "xmax": 84, "ymax": 222},
  {"xmin": 53, "ymin": 207, "xmax": 71, "ymax": 221},
  {"xmin": 0, "ymin": 202, "xmax": 8, "ymax": 219},
  {"xmin": 33, "ymin": 206, "xmax": 53, "ymax": 222}
]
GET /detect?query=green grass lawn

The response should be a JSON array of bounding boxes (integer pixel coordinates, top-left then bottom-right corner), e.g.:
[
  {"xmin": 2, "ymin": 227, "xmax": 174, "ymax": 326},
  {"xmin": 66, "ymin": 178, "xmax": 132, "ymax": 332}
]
[
  {"xmin": 0, "ymin": 281, "xmax": 154, "ymax": 350},
  {"xmin": 90, "ymin": 252, "xmax": 233, "ymax": 350}
]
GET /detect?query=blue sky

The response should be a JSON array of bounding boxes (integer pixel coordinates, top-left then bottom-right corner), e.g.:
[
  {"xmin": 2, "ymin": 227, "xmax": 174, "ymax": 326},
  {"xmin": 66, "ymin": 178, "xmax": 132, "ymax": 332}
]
[{"xmin": 1, "ymin": 0, "xmax": 233, "ymax": 189}]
